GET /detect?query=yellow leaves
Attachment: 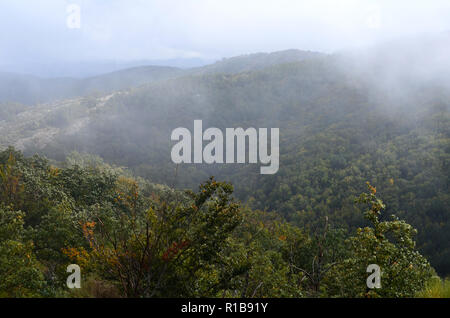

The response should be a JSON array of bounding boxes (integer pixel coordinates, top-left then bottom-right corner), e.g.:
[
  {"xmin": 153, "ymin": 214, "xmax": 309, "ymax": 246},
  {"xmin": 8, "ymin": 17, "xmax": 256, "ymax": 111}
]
[
  {"xmin": 114, "ymin": 176, "xmax": 140, "ymax": 208},
  {"xmin": 117, "ymin": 176, "xmax": 139, "ymax": 195},
  {"xmin": 49, "ymin": 166, "xmax": 60, "ymax": 177},
  {"xmin": 62, "ymin": 247, "xmax": 90, "ymax": 268},
  {"xmin": 389, "ymin": 178, "xmax": 394, "ymax": 185},
  {"xmin": 105, "ymin": 252, "xmax": 120, "ymax": 267},
  {"xmin": 62, "ymin": 247, "xmax": 81, "ymax": 259},
  {"xmin": 278, "ymin": 235, "xmax": 287, "ymax": 241}
]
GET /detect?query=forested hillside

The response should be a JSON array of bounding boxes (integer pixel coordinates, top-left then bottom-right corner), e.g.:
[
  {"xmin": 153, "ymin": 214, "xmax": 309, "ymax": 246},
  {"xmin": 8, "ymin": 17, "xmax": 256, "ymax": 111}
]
[
  {"xmin": 0, "ymin": 44, "xmax": 449, "ymax": 278},
  {"xmin": 0, "ymin": 148, "xmax": 435, "ymax": 297}
]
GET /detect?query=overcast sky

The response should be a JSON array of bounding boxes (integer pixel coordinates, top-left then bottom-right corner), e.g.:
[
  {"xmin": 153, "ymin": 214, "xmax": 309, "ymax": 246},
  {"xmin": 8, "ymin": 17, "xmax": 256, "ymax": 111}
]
[{"xmin": 1, "ymin": 0, "xmax": 450, "ymax": 64}]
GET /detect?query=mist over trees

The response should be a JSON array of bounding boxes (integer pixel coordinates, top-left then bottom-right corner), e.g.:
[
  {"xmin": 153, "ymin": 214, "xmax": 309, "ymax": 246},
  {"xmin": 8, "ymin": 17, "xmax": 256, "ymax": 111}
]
[{"xmin": 0, "ymin": 33, "xmax": 449, "ymax": 297}]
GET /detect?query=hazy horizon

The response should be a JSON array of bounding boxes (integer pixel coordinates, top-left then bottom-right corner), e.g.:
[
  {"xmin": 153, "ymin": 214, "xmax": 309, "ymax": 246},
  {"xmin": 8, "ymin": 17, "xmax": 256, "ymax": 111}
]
[{"xmin": 2, "ymin": 0, "xmax": 450, "ymax": 77}]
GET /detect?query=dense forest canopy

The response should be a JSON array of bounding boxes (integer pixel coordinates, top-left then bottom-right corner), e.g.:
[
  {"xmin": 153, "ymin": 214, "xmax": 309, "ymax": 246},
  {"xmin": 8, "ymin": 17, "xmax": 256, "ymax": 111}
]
[{"xmin": 0, "ymin": 148, "xmax": 436, "ymax": 297}]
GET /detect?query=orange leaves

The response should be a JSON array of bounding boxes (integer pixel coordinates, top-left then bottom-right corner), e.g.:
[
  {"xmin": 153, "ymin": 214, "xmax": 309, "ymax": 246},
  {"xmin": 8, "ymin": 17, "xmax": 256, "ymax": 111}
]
[
  {"xmin": 365, "ymin": 181, "xmax": 377, "ymax": 194},
  {"xmin": 86, "ymin": 221, "xmax": 96, "ymax": 228},
  {"xmin": 82, "ymin": 221, "xmax": 96, "ymax": 247},
  {"xmin": 62, "ymin": 247, "xmax": 90, "ymax": 268},
  {"xmin": 82, "ymin": 221, "xmax": 96, "ymax": 235},
  {"xmin": 62, "ymin": 247, "xmax": 81, "ymax": 259}
]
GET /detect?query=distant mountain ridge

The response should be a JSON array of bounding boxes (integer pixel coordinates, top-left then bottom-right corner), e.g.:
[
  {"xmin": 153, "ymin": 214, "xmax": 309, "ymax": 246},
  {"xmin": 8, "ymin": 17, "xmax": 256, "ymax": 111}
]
[
  {"xmin": 0, "ymin": 50, "xmax": 323, "ymax": 105},
  {"xmin": 190, "ymin": 49, "xmax": 323, "ymax": 74},
  {"xmin": 0, "ymin": 65, "xmax": 182, "ymax": 105}
]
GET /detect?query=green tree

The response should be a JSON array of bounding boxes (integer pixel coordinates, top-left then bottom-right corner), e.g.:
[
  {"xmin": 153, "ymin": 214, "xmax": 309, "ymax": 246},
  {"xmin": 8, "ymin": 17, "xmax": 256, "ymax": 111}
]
[
  {"xmin": 327, "ymin": 183, "xmax": 433, "ymax": 297},
  {"xmin": 65, "ymin": 177, "xmax": 242, "ymax": 297},
  {"xmin": 0, "ymin": 206, "xmax": 45, "ymax": 297}
]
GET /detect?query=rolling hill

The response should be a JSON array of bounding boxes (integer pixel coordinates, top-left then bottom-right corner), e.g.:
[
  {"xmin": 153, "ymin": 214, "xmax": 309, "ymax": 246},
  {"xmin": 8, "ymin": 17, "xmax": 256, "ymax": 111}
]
[{"xmin": 0, "ymin": 44, "xmax": 448, "ymax": 275}]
